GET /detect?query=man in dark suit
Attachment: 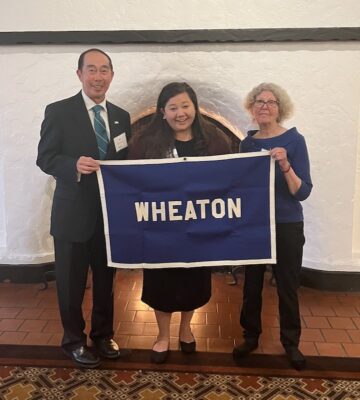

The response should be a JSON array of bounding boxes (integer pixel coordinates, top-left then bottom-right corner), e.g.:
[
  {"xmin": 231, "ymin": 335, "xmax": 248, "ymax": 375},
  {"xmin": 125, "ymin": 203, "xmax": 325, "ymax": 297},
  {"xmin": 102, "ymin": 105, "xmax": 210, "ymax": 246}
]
[{"xmin": 37, "ymin": 48, "xmax": 131, "ymax": 368}]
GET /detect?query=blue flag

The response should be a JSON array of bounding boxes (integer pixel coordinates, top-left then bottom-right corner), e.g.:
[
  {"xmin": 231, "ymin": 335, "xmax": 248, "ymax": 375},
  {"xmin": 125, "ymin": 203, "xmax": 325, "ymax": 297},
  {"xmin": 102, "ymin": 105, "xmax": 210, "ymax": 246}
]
[{"xmin": 97, "ymin": 152, "xmax": 275, "ymax": 268}]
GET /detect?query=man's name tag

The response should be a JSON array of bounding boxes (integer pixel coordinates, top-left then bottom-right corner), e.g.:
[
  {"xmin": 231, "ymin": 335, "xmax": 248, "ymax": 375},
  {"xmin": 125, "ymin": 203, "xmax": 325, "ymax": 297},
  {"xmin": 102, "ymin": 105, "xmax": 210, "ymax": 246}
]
[{"xmin": 114, "ymin": 133, "xmax": 127, "ymax": 152}]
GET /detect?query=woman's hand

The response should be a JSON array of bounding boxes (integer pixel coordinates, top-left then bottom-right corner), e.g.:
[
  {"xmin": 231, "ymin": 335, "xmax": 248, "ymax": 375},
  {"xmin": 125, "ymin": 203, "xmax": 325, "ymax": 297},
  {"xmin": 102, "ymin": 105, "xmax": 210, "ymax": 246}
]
[
  {"xmin": 270, "ymin": 147, "xmax": 301, "ymax": 195},
  {"xmin": 270, "ymin": 147, "xmax": 290, "ymax": 172}
]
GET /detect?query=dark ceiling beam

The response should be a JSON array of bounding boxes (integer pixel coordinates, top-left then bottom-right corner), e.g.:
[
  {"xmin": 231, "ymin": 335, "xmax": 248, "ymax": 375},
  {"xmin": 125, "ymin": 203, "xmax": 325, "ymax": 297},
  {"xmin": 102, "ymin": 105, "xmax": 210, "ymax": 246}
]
[{"xmin": 1, "ymin": 28, "xmax": 360, "ymax": 45}]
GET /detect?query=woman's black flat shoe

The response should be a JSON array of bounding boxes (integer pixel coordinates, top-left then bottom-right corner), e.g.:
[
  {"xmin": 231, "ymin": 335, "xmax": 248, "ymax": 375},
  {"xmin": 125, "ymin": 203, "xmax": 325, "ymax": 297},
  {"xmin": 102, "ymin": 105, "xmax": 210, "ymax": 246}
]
[
  {"xmin": 179, "ymin": 340, "xmax": 196, "ymax": 354},
  {"xmin": 150, "ymin": 349, "xmax": 169, "ymax": 364}
]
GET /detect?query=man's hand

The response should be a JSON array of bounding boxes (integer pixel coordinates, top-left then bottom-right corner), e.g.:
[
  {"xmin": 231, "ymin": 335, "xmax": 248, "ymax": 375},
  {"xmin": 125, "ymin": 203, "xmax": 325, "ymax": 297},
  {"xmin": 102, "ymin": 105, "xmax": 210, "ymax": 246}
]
[{"xmin": 76, "ymin": 156, "xmax": 100, "ymax": 174}]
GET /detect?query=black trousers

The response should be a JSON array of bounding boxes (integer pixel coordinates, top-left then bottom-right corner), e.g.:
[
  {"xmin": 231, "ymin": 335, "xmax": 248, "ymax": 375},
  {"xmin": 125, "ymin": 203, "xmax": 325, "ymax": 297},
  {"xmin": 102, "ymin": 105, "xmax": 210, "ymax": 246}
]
[
  {"xmin": 240, "ymin": 222, "xmax": 305, "ymax": 348},
  {"xmin": 54, "ymin": 215, "xmax": 115, "ymax": 351}
]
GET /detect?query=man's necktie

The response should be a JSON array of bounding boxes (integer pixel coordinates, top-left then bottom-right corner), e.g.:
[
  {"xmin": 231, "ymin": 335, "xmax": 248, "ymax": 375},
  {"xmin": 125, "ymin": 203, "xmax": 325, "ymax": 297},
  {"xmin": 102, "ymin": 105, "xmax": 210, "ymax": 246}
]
[{"xmin": 92, "ymin": 105, "xmax": 109, "ymax": 160}]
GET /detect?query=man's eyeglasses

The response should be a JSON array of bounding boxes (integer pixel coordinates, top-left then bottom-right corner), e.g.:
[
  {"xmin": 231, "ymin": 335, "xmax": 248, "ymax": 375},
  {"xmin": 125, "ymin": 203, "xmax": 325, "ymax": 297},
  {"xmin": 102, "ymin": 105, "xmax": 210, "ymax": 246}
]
[{"xmin": 253, "ymin": 100, "xmax": 279, "ymax": 108}]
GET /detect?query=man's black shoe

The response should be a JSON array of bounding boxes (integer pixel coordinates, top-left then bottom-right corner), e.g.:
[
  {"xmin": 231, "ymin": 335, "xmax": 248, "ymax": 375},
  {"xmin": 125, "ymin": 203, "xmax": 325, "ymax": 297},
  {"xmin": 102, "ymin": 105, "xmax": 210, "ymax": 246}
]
[
  {"xmin": 233, "ymin": 340, "xmax": 258, "ymax": 359},
  {"xmin": 285, "ymin": 347, "xmax": 307, "ymax": 370},
  {"xmin": 63, "ymin": 346, "xmax": 101, "ymax": 368},
  {"xmin": 94, "ymin": 338, "xmax": 132, "ymax": 359}
]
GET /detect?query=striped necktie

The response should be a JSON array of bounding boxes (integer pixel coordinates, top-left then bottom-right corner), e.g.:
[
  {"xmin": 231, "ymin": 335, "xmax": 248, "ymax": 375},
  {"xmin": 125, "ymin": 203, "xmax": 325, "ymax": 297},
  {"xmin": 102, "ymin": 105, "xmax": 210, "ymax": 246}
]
[{"xmin": 92, "ymin": 105, "xmax": 109, "ymax": 160}]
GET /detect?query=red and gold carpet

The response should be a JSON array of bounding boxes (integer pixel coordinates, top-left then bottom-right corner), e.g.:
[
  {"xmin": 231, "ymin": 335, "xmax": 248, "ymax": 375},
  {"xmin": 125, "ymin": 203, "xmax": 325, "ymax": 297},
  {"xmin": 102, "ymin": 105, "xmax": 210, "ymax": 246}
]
[{"xmin": 1, "ymin": 345, "xmax": 359, "ymax": 399}]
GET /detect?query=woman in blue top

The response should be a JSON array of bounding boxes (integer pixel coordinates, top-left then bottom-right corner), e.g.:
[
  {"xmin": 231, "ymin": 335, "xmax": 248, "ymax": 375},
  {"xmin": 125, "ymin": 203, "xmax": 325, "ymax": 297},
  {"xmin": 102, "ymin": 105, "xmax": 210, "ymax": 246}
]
[{"xmin": 233, "ymin": 83, "xmax": 312, "ymax": 370}]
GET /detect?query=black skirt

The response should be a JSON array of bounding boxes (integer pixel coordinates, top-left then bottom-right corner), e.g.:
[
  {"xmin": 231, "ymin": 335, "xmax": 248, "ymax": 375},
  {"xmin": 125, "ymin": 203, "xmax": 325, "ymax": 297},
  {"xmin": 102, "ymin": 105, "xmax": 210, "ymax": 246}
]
[
  {"xmin": 141, "ymin": 139, "xmax": 212, "ymax": 312},
  {"xmin": 141, "ymin": 267, "xmax": 211, "ymax": 312}
]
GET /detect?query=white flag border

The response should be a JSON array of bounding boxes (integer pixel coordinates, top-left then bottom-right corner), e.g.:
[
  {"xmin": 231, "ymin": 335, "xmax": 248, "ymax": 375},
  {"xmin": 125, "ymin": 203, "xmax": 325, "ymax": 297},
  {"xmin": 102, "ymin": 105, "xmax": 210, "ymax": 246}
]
[{"xmin": 97, "ymin": 151, "xmax": 276, "ymax": 269}]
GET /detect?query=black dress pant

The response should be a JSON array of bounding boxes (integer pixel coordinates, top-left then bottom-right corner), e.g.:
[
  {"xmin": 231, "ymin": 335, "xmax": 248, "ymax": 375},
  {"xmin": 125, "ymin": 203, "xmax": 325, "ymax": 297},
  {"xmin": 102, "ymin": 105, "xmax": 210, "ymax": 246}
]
[
  {"xmin": 54, "ymin": 215, "xmax": 115, "ymax": 350},
  {"xmin": 240, "ymin": 222, "xmax": 305, "ymax": 348}
]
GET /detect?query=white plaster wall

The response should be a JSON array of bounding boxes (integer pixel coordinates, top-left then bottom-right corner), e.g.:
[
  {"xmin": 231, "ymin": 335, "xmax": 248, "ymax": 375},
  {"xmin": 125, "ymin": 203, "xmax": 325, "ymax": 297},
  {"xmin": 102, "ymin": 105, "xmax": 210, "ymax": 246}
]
[
  {"xmin": 0, "ymin": 166, "xmax": 5, "ymax": 249},
  {"xmin": 353, "ymin": 105, "xmax": 360, "ymax": 255},
  {"xmin": 1, "ymin": 0, "xmax": 359, "ymax": 30},
  {"xmin": 0, "ymin": 102, "xmax": 5, "ymax": 249},
  {"xmin": 1, "ymin": 42, "xmax": 360, "ymax": 272},
  {"xmin": 1, "ymin": 1, "xmax": 360, "ymax": 272}
]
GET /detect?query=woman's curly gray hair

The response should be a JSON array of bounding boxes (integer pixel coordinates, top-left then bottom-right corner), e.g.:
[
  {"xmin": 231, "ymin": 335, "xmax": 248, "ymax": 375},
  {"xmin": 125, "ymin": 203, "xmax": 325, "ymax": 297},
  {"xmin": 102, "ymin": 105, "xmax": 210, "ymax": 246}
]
[{"xmin": 244, "ymin": 82, "xmax": 294, "ymax": 123}]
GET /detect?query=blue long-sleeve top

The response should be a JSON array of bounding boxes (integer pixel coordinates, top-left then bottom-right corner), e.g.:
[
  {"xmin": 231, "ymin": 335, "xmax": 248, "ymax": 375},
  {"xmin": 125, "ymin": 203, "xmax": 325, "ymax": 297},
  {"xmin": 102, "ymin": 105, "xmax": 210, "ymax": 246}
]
[{"xmin": 240, "ymin": 127, "xmax": 312, "ymax": 223}]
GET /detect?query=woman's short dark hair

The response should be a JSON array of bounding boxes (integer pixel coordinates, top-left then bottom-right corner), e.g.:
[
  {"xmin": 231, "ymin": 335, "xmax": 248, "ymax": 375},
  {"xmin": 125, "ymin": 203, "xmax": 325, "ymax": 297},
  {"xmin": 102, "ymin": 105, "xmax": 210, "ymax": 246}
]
[{"xmin": 77, "ymin": 48, "xmax": 113, "ymax": 71}]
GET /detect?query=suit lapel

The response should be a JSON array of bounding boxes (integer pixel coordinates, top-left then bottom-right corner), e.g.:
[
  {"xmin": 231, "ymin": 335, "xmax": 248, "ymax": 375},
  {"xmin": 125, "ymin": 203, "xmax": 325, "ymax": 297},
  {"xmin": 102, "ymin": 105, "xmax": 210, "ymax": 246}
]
[
  {"xmin": 106, "ymin": 102, "xmax": 119, "ymax": 159},
  {"xmin": 106, "ymin": 102, "xmax": 119, "ymax": 140}
]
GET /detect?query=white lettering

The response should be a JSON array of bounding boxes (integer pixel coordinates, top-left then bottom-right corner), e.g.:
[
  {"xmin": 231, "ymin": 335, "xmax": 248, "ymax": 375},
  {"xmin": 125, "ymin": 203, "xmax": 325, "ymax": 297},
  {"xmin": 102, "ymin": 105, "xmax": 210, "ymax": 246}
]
[
  {"xmin": 196, "ymin": 199, "xmax": 210, "ymax": 219},
  {"xmin": 212, "ymin": 199, "xmax": 226, "ymax": 218},
  {"xmin": 184, "ymin": 200, "xmax": 197, "ymax": 220},
  {"xmin": 135, "ymin": 202, "xmax": 149, "ymax": 222},
  {"xmin": 228, "ymin": 198, "xmax": 241, "ymax": 218},
  {"xmin": 168, "ymin": 201, "xmax": 183, "ymax": 221},
  {"xmin": 152, "ymin": 201, "xmax": 166, "ymax": 221},
  {"xmin": 134, "ymin": 198, "xmax": 242, "ymax": 222}
]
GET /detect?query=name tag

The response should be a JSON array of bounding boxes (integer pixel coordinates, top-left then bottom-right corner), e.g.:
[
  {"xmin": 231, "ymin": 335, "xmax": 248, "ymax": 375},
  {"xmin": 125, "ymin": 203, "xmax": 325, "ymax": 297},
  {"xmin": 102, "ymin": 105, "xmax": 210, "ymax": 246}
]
[{"xmin": 114, "ymin": 133, "xmax": 128, "ymax": 152}]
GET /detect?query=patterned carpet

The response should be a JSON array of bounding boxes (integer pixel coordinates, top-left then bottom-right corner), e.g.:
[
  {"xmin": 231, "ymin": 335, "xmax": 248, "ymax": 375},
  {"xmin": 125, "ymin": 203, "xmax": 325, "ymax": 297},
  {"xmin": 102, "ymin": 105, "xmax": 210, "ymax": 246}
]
[{"xmin": 1, "ymin": 345, "xmax": 360, "ymax": 399}]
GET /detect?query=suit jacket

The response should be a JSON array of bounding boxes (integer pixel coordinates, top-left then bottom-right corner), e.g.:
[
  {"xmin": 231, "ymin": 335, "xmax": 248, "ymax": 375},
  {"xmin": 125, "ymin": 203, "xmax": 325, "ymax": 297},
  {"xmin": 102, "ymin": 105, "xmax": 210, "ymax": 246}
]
[{"xmin": 37, "ymin": 91, "xmax": 131, "ymax": 242}]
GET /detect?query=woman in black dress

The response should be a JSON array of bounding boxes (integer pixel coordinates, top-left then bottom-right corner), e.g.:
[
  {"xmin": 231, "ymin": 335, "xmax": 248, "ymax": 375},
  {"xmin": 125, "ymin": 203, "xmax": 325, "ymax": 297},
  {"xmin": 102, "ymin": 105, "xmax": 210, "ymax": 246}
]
[{"xmin": 128, "ymin": 82, "xmax": 231, "ymax": 363}]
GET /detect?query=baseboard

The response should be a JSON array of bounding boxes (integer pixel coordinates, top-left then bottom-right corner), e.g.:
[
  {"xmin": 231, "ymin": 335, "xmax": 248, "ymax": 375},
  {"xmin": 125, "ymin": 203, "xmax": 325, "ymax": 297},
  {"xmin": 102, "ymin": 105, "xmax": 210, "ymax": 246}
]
[
  {"xmin": 300, "ymin": 267, "xmax": 360, "ymax": 292},
  {"xmin": 1, "ymin": 344, "xmax": 360, "ymax": 380},
  {"xmin": 1, "ymin": 263, "xmax": 359, "ymax": 291},
  {"xmin": 0, "ymin": 262, "xmax": 55, "ymax": 284},
  {"xmin": 217, "ymin": 266, "xmax": 360, "ymax": 292}
]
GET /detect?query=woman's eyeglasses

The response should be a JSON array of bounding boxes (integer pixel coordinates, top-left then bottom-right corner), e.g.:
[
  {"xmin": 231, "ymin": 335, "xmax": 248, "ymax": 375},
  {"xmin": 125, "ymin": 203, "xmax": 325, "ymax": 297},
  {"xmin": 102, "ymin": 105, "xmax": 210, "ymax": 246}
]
[{"xmin": 253, "ymin": 100, "xmax": 279, "ymax": 108}]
